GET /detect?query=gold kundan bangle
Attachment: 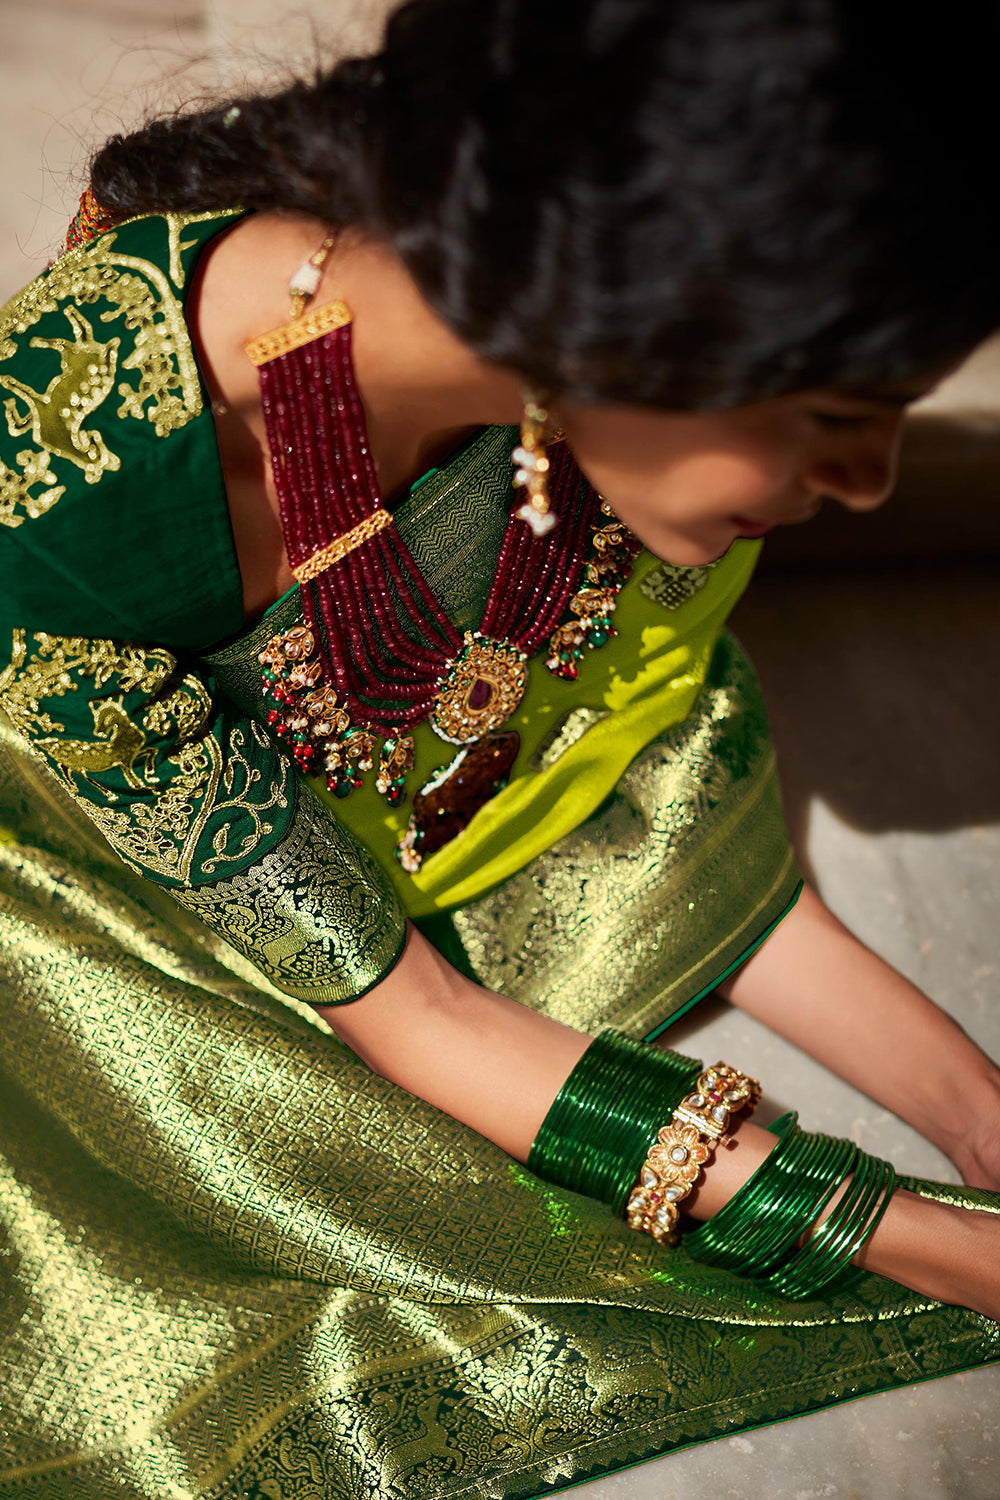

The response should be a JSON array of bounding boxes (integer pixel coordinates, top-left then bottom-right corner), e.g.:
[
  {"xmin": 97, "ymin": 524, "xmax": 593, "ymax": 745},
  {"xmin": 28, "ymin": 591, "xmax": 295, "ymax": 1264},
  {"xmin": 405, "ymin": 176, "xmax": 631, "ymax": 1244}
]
[{"xmin": 625, "ymin": 1062, "xmax": 761, "ymax": 1246}]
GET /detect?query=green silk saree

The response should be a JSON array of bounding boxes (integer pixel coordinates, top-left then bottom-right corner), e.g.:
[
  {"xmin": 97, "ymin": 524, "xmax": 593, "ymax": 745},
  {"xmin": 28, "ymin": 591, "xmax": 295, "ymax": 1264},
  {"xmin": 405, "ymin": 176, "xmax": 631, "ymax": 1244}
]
[{"xmin": 0, "ymin": 212, "xmax": 996, "ymax": 1500}]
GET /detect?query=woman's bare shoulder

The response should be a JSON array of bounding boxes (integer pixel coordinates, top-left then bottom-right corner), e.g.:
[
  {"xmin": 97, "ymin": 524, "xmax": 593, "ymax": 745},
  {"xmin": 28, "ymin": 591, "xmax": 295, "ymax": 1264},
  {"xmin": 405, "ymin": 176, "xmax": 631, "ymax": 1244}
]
[{"xmin": 188, "ymin": 212, "xmax": 332, "ymax": 397}]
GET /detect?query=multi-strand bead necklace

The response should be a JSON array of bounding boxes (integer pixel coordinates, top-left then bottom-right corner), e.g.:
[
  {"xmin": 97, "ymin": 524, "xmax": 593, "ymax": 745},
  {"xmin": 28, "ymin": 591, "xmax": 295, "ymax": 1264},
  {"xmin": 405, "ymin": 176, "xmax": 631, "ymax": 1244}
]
[{"xmin": 246, "ymin": 299, "xmax": 642, "ymax": 870}]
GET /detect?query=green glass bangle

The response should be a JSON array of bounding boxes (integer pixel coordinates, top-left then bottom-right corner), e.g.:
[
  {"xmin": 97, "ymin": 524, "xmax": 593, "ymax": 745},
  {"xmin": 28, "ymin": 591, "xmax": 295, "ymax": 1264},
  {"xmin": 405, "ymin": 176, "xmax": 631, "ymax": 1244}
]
[
  {"xmin": 686, "ymin": 1106, "xmax": 899, "ymax": 1299},
  {"xmin": 769, "ymin": 1151, "xmax": 876, "ymax": 1294},
  {"xmin": 528, "ymin": 1030, "xmax": 702, "ymax": 1211},
  {"xmin": 685, "ymin": 1115, "xmax": 856, "ymax": 1275},
  {"xmin": 768, "ymin": 1154, "xmax": 896, "ymax": 1298},
  {"xmin": 715, "ymin": 1130, "xmax": 852, "ymax": 1276}
]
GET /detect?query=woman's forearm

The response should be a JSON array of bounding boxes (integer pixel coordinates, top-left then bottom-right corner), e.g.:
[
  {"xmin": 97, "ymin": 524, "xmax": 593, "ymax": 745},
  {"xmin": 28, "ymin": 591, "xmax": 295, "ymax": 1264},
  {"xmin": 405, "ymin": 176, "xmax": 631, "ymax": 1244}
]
[
  {"xmin": 316, "ymin": 923, "xmax": 591, "ymax": 1160},
  {"xmin": 318, "ymin": 922, "xmax": 1000, "ymax": 1319},
  {"xmin": 718, "ymin": 883, "xmax": 1000, "ymax": 1186}
]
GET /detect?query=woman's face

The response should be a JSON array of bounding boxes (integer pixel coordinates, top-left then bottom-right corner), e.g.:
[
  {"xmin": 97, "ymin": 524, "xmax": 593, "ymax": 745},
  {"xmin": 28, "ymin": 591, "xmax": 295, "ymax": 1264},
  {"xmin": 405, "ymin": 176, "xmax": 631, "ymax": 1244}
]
[{"xmin": 556, "ymin": 385, "xmax": 920, "ymax": 566}]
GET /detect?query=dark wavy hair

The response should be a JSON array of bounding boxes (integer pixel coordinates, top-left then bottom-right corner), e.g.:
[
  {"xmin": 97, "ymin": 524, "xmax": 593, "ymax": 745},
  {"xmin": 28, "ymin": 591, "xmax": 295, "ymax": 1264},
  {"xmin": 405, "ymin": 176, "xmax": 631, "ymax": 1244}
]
[{"xmin": 91, "ymin": 0, "xmax": 1000, "ymax": 408}]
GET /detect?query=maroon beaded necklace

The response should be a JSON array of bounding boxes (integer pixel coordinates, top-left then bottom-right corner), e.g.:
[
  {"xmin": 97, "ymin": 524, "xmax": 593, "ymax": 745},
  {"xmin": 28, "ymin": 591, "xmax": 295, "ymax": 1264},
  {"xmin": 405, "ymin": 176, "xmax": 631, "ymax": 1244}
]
[{"xmin": 246, "ymin": 296, "xmax": 641, "ymax": 838}]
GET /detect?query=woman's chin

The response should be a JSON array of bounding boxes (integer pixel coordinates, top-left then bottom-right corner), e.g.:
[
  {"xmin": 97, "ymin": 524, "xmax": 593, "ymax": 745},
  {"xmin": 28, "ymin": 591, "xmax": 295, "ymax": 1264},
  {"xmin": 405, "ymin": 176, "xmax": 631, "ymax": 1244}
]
[{"xmin": 646, "ymin": 535, "xmax": 740, "ymax": 568}]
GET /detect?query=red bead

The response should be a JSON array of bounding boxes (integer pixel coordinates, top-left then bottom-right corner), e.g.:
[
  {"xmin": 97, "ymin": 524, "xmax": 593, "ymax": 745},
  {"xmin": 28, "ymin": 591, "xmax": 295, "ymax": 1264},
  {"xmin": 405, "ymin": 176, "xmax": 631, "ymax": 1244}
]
[{"xmin": 257, "ymin": 321, "xmax": 634, "ymax": 751}]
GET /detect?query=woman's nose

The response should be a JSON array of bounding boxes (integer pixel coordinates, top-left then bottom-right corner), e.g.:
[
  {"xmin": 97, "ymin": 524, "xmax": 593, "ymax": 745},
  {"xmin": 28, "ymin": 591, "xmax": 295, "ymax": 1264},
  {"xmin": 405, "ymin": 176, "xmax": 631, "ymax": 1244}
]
[{"xmin": 804, "ymin": 415, "xmax": 904, "ymax": 512}]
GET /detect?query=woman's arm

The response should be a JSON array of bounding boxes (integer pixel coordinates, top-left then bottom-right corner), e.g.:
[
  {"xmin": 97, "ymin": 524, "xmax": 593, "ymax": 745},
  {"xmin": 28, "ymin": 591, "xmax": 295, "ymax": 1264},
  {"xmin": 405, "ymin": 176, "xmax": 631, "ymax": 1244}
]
[
  {"xmin": 717, "ymin": 883, "xmax": 1000, "ymax": 1189},
  {"xmin": 317, "ymin": 923, "xmax": 1000, "ymax": 1320}
]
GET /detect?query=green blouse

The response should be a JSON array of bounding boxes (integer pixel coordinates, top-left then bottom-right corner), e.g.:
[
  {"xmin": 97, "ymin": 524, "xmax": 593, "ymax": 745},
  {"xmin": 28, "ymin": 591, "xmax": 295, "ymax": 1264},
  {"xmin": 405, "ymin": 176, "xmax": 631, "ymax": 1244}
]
[{"xmin": 0, "ymin": 211, "xmax": 759, "ymax": 1004}]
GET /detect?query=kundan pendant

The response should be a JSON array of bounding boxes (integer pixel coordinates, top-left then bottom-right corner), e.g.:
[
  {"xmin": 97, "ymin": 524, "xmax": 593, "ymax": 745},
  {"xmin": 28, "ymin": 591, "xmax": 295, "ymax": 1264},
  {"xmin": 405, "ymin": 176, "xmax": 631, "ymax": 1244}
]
[{"xmin": 430, "ymin": 633, "xmax": 529, "ymax": 745}]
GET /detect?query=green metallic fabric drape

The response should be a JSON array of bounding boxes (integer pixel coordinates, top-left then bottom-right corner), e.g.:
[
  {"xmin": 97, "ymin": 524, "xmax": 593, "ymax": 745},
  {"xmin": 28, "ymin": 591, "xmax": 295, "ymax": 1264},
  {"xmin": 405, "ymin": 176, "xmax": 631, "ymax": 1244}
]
[
  {"xmin": 0, "ymin": 211, "xmax": 997, "ymax": 1499},
  {"xmin": 1, "ymin": 690, "xmax": 997, "ymax": 1500}
]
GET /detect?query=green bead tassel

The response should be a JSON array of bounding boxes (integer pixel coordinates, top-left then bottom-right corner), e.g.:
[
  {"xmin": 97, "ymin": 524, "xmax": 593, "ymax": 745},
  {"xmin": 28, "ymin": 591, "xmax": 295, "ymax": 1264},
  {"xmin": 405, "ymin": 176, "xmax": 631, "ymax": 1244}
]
[{"xmin": 528, "ymin": 1029, "xmax": 702, "ymax": 1211}]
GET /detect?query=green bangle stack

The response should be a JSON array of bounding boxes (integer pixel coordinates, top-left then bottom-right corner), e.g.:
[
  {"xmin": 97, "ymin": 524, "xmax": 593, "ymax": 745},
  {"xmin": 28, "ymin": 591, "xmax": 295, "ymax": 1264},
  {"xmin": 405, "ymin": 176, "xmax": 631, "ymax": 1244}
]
[
  {"xmin": 685, "ymin": 1112, "xmax": 897, "ymax": 1297},
  {"xmin": 528, "ymin": 1030, "xmax": 702, "ymax": 1211}
]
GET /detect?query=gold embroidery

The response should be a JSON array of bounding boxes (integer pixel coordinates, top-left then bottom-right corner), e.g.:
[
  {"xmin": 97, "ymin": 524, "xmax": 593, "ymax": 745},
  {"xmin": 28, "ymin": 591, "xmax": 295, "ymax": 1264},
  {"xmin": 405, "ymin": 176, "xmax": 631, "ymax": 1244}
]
[
  {"xmin": 0, "ymin": 305, "xmax": 121, "ymax": 486},
  {"xmin": 0, "ymin": 629, "xmax": 290, "ymax": 885},
  {"xmin": 0, "ymin": 629, "xmax": 175, "ymax": 736},
  {"xmin": 0, "ymin": 214, "xmax": 218, "ymax": 528},
  {"xmin": 85, "ymin": 737, "xmax": 223, "ymax": 882},
  {"xmin": 171, "ymin": 783, "xmax": 405, "ymax": 1003},
  {"xmin": 0, "ymin": 448, "xmax": 64, "ymax": 528},
  {"xmin": 37, "ymin": 699, "xmax": 152, "ymax": 790},
  {"xmin": 164, "ymin": 210, "xmax": 236, "ymax": 289},
  {"xmin": 201, "ymin": 720, "xmax": 290, "ymax": 876}
]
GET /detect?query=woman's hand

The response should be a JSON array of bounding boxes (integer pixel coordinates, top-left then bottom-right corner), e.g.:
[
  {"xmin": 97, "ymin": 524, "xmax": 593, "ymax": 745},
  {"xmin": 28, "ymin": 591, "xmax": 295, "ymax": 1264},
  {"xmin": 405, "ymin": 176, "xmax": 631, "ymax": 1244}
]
[
  {"xmin": 855, "ymin": 1190, "xmax": 1000, "ymax": 1322},
  {"xmin": 949, "ymin": 1124, "xmax": 1000, "ymax": 1195},
  {"xmin": 718, "ymin": 883, "xmax": 1000, "ymax": 1191}
]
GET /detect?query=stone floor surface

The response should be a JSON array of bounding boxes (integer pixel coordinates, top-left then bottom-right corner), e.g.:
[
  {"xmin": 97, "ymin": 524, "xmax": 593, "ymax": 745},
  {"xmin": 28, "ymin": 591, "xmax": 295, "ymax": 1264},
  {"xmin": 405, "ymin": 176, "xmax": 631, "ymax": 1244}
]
[{"xmin": 2, "ymin": 4, "xmax": 998, "ymax": 1498}]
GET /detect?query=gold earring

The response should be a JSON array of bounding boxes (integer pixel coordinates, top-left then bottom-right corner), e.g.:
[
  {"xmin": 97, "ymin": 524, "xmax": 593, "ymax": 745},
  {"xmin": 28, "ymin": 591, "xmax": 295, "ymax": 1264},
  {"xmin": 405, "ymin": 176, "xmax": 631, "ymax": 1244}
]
[{"xmin": 513, "ymin": 387, "xmax": 558, "ymax": 536}]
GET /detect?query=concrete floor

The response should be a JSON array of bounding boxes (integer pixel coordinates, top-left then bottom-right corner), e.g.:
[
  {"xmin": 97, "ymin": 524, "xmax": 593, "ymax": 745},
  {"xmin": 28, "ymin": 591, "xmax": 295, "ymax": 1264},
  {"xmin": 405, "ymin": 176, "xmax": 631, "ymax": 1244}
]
[{"xmin": 2, "ymin": 4, "xmax": 998, "ymax": 1497}]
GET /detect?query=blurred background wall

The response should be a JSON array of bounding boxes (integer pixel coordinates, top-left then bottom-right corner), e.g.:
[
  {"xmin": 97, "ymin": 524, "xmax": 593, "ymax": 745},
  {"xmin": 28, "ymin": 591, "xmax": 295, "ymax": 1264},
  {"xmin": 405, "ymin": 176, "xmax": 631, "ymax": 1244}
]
[{"xmin": 0, "ymin": 0, "xmax": 394, "ymax": 297}]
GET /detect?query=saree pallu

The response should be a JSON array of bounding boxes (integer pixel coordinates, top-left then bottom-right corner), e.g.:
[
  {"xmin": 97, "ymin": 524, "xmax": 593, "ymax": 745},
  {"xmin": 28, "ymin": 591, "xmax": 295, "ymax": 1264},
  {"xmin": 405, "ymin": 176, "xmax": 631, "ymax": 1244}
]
[{"xmin": 1, "ymin": 656, "xmax": 997, "ymax": 1500}]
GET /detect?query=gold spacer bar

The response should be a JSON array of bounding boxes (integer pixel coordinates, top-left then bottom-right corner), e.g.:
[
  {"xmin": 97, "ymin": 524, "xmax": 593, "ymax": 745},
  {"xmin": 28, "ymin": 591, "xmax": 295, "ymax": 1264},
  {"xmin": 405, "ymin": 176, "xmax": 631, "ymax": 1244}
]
[
  {"xmin": 293, "ymin": 509, "xmax": 394, "ymax": 583},
  {"xmin": 244, "ymin": 299, "xmax": 353, "ymax": 366}
]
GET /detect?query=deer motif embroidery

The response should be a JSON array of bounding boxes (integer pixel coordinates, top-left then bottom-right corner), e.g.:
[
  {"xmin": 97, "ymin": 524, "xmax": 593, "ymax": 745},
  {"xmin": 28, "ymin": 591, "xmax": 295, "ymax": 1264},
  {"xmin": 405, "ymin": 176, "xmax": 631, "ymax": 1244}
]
[
  {"xmin": 36, "ymin": 697, "xmax": 150, "ymax": 791},
  {"xmin": 0, "ymin": 306, "xmax": 121, "ymax": 484}
]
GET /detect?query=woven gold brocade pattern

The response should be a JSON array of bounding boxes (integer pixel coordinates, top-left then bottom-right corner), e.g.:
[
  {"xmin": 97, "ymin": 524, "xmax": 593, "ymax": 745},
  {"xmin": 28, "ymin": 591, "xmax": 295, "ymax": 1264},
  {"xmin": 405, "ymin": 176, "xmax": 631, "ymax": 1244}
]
[
  {"xmin": 0, "ymin": 628, "xmax": 291, "ymax": 885},
  {"xmin": 1, "ymin": 644, "xmax": 998, "ymax": 1500},
  {"xmin": 0, "ymin": 706, "xmax": 998, "ymax": 1498},
  {"xmin": 442, "ymin": 633, "xmax": 799, "ymax": 1035},
  {"xmin": 171, "ymin": 782, "xmax": 406, "ymax": 1004},
  {"xmin": 0, "ymin": 215, "xmax": 997, "ymax": 1500}
]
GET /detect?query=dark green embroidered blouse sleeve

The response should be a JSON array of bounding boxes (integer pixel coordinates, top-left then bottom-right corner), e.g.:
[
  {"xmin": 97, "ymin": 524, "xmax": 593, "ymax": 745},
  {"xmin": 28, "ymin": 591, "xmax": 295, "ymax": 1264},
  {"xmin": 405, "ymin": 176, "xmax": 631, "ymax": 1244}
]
[{"xmin": 0, "ymin": 212, "xmax": 406, "ymax": 1004}]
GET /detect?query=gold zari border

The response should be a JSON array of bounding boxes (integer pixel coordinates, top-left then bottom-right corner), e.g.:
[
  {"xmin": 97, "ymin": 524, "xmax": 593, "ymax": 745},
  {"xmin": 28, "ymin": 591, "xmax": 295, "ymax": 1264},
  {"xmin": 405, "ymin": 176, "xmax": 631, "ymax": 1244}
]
[{"xmin": 244, "ymin": 299, "xmax": 352, "ymax": 365}]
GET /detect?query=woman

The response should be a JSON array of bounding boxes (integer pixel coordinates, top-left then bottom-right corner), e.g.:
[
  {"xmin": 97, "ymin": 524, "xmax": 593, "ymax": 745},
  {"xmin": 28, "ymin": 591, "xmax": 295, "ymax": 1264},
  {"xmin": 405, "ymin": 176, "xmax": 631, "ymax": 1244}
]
[{"xmin": 1, "ymin": 1, "xmax": 998, "ymax": 1495}]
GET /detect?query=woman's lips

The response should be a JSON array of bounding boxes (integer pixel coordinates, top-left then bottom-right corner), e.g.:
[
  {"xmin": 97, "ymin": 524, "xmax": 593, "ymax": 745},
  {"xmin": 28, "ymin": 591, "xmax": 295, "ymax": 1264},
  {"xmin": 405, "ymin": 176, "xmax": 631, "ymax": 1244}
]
[
  {"xmin": 730, "ymin": 516, "xmax": 774, "ymax": 538},
  {"xmin": 730, "ymin": 500, "xmax": 824, "ymax": 538}
]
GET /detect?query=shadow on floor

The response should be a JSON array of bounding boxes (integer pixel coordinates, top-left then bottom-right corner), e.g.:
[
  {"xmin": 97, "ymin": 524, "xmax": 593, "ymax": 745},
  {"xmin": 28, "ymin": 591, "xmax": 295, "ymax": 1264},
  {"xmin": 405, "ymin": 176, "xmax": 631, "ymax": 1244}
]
[{"xmin": 730, "ymin": 561, "xmax": 1000, "ymax": 885}]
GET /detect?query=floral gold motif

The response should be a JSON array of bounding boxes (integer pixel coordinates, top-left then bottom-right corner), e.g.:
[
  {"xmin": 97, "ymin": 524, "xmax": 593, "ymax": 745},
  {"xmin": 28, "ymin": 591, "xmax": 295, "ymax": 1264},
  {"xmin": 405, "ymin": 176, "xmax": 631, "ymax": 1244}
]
[
  {"xmin": 170, "ymin": 783, "xmax": 406, "ymax": 1002},
  {"xmin": 0, "ymin": 628, "xmax": 289, "ymax": 884},
  {"xmin": 626, "ymin": 1061, "xmax": 760, "ymax": 1246}
]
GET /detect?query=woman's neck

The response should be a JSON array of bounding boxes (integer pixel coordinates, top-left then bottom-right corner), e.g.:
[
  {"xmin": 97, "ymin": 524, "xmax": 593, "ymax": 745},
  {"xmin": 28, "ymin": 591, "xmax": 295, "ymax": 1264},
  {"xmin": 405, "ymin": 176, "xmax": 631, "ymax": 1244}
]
[{"xmin": 188, "ymin": 213, "xmax": 524, "ymax": 622}]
